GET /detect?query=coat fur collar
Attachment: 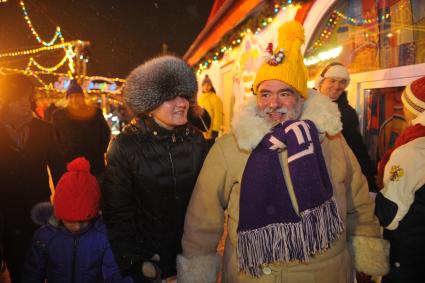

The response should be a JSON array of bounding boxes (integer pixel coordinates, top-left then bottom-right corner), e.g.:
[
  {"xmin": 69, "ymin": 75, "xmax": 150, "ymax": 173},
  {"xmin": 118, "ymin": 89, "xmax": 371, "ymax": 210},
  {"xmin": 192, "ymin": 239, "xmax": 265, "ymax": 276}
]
[{"xmin": 231, "ymin": 89, "xmax": 342, "ymax": 151}]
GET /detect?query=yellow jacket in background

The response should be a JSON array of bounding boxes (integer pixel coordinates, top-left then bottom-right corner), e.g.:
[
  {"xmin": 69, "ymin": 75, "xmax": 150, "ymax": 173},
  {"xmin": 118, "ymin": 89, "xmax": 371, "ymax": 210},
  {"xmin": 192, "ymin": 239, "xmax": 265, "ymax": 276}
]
[{"xmin": 198, "ymin": 91, "xmax": 223, "ymax": 139}]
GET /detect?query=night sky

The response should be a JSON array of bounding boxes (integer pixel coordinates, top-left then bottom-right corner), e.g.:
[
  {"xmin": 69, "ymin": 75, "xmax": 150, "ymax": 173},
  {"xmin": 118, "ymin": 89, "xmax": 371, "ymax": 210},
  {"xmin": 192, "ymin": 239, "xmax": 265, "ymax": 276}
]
[{"xmin": 0, "ymin": 0, "xmax": 214, "ymax": 79}]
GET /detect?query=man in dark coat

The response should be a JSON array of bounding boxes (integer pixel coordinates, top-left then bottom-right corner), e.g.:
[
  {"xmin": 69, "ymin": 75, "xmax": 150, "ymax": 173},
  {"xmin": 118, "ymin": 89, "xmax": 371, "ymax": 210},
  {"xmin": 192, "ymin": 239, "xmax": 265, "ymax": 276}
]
[
  {"xmin": 316, "ymin": 62, "xmax": 377, "ymax": 192},
  {"xmin": 0, "ymin": 73, "xmax": 65, "ymax": 282},
  {"xmin": 52, "ymin": 80, "xmax": 110, "ymax": 176}
]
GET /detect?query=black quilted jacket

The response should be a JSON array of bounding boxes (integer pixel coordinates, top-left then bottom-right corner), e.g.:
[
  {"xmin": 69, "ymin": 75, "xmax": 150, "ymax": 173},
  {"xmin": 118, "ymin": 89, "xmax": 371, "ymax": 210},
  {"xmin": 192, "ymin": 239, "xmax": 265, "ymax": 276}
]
[{"xmin": 101, "ymin": 117, "xmax": 206, "ymax": 281}]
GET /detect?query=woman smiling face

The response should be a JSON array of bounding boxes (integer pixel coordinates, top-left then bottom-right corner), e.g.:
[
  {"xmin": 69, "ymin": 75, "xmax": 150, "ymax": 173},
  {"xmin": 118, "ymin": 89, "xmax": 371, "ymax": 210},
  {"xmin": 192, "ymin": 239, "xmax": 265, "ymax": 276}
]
[{"xmin": 149, "ymin": 95, "xmax": 189, "ymax": 129}]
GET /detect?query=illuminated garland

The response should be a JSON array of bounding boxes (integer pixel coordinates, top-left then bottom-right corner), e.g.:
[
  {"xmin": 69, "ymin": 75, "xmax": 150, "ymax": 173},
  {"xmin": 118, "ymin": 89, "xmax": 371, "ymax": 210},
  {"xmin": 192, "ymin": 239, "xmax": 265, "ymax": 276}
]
[
  {"xmin": 306, "ymin": 8, "xmax": 392, "ymax": 55},
  {"xmin": 1, "ymin": 44, "xmax": 80, "ymax": 87},
  {"xmin": 27, "ymin": 53, "xmax": 69, "ymax": 73},
  {"xmin": 1, "ymin": 67, "xmax": 125, "ymax": 94},
  {"xmin": 196, "ymin": 0, "xmax": 303, "ymax": 73},
  {"xmin": 29, "ymin": 71, "xmax": 50, "ymax": 88},
  {"xmin": 306, "ymin": 11, "xmax": 339, "ymax": 55},
  {"xmin": 334, "ymin": 9, "xmax": 391, "ymax": 26},
  {"xmin": 0, "ymin": 41, "xmax": 74, "ymax": 58},
  {"xmin": 19, "ymin": 0, "xmax": 64, "ymax": 46},
  {"xmin": 85, "ymin": 75, "xmax": 126, "ymax": 83},
  {"xmin": 0, "ymin": 41, "xmax": 89, "ymax": 84},
  {"xmin": 0, "ymin": 67, "xmax": 69, "ymax": 78}
]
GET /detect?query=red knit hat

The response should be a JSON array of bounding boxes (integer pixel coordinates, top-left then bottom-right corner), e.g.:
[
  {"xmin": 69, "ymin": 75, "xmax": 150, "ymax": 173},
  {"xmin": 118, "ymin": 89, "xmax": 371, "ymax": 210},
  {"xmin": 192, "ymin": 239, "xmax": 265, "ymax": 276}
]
[
  {"xmin": 402, "ymin": 76, "xmax": 425, "ymax": 116},
  {"xmin": 54, "ymin": 157, "xmax": 100, "ymax": 221}
]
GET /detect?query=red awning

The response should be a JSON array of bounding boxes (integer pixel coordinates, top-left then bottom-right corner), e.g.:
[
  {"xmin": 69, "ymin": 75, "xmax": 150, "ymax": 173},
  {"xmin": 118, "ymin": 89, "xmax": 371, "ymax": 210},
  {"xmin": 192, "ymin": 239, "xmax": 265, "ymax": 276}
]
[
  {"xmin": 184, "ymin": 0, "xmax": 316, "ymax": 66},
  {"xmin": 184, "ymin": 0, "xmax": 264, "ymax": 66}
]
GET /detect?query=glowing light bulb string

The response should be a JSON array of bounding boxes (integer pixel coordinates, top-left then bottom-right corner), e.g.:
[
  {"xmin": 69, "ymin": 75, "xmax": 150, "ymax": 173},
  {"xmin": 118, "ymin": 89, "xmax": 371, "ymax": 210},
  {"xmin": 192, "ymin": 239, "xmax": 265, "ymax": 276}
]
[{"xmin": 19, "ymin": 0, "xmax": 64, "ymax": 46}]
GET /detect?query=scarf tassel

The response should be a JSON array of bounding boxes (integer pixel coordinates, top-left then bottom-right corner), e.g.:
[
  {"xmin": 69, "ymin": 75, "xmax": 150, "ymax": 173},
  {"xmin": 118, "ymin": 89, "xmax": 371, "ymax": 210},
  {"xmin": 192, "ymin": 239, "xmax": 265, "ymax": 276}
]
[{"xmin": 237, "ymin": 198, "xmax": 344, "ymax": 277}]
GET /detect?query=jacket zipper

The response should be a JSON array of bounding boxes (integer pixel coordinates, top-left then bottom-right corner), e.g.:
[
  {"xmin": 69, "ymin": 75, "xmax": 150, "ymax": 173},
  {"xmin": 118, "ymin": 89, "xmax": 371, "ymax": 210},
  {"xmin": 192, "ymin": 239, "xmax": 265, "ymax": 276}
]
[
  {"xmin": 72, "ymin": 237, "xmax": 78, "ymax": 283},
  {"xmin": 168, "ymin": 151, "xmax": 177, "ymax": 187}
]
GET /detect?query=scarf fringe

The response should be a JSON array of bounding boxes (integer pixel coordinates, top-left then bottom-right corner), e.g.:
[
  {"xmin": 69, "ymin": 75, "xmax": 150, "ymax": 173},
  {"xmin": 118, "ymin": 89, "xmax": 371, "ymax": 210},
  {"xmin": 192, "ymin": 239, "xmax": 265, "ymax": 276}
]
[{"xmin": 237, "ymin": 198, "xmax": 344, "ymax": 277}]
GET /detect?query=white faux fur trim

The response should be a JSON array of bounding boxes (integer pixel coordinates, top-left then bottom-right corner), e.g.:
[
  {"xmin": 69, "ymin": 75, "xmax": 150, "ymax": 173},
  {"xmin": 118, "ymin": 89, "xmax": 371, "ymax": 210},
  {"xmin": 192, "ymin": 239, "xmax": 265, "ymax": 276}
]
[
  {"xmin": 231, "ymin": 88, "xmax": 342, "ymax": 151},
  {"xmin": 350, "ymin": 236, "xmax": 390, "ymax": 276},
  {"xmin": 176, "ymin": 253, "xmax": 221, "ymax": 283},
  {"xmin": 231, "ymin": 95, "xmax": 275, "ymax": 152}
]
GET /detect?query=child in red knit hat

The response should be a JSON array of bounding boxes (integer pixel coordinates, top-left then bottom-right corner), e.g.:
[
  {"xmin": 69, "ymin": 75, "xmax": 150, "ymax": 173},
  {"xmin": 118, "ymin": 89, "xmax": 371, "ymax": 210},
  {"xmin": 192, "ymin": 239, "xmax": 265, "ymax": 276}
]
[{"xmin": 23, "ymin": 157, "xmax": 133, "ymax": 283}]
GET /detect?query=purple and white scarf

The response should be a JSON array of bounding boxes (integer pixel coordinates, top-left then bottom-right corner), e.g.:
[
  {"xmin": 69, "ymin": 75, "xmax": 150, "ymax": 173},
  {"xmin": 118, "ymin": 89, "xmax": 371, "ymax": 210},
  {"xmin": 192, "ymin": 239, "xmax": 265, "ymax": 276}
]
[{"xmin": 237, "ymin": 119, "xmax": 344, "ymax": 277}]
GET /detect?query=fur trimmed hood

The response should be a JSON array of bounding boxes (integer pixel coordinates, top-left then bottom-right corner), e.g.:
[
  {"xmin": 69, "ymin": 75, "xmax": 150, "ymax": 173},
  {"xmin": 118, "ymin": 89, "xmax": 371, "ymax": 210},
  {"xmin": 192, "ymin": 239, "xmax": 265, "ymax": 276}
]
[
  {"xmin": 123, "ymin": 55, "xmax": 197, "ymax": 115},
  {"xmin": 231, "ymin": 88, "xmax": 342, "ymax": 151},
  {"xmin": 30, "ymin": 201, "xmax": 54, "ymax": 226}
]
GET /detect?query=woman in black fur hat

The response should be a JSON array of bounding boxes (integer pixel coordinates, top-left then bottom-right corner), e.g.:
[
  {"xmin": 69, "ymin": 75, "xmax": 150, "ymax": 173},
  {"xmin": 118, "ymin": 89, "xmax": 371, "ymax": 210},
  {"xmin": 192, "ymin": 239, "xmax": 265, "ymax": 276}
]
[{"xmin": 101, "ymin": 55, "xmax": 207, "ymax": 282}]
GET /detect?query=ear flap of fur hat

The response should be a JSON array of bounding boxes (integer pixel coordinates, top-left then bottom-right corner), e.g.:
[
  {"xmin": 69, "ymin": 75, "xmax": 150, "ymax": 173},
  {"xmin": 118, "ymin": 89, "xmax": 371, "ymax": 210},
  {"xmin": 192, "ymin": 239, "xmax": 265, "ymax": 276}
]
[{"xmin": 123, "ymin": 55, "xmax": 198, "ymax": 115}]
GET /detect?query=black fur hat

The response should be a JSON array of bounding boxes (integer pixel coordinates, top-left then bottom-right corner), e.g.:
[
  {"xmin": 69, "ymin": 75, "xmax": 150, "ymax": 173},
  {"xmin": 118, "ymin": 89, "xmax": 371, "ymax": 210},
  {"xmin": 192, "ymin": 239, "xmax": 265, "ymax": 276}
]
[{"xmin": 123, "ymin": 55, "xmax": 198, "ymax": 115}]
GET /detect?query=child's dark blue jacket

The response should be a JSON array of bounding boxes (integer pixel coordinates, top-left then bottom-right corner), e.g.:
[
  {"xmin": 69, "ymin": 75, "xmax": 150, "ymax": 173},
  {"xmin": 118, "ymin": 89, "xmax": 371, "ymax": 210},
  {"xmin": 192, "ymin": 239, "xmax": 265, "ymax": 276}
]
[{"xmin": 23, "ymin": 214, "xmax": 133, "ymax": 283}]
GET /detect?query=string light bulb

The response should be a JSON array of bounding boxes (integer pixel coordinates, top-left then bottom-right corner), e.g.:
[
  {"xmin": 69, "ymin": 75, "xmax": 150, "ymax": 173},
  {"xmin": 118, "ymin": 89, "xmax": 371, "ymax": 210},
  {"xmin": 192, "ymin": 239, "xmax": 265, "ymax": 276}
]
[
  {"xmin": 196, "ymin": 1, "xmax": 301, "ymax": 73},
  {"xmin": 19, "ymin": 0, "xmax": 64, "ymax": 46}
]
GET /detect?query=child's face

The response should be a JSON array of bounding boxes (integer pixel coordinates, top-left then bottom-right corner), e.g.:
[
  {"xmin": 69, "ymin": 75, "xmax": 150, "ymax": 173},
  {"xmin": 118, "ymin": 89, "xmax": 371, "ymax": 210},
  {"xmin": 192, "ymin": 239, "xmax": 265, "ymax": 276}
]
[{"xmin": 62, "ymin": 220, "xmax": 90, "ymax": 234}]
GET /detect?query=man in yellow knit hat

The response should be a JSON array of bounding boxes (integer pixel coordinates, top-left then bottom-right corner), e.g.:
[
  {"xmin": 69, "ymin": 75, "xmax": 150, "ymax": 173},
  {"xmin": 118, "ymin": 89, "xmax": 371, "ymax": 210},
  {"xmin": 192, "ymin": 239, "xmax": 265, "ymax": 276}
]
[{"xmin": 177, "ymin": 21, "xmax": 389, "ymax": 283}]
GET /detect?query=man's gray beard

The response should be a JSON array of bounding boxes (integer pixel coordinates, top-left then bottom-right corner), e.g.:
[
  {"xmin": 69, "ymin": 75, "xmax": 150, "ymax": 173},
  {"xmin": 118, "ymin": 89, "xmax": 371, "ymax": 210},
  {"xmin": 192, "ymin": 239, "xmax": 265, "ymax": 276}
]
[{"xmin": 256, "ymin": 101, "xmax": 303, "ymax": 126}]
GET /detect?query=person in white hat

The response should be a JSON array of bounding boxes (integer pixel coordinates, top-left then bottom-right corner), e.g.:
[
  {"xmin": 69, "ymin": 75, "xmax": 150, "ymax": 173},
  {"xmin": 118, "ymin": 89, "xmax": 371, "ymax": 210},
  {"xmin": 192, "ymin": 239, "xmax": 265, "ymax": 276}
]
[
  {"xmin": 375, "ymin": 75, "xmax": 425, "ymax": 283},
  {"xmin": 315, "ymin": 62, "xmax": 377, "ymax": 192}
]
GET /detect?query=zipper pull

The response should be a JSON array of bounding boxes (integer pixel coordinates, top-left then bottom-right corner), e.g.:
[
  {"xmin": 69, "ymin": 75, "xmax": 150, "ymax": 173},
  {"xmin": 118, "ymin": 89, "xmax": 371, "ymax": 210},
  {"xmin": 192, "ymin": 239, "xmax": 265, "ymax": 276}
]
[{"xmin": 172, "ymin": 133, "xmax": 176, "ymax": 143}]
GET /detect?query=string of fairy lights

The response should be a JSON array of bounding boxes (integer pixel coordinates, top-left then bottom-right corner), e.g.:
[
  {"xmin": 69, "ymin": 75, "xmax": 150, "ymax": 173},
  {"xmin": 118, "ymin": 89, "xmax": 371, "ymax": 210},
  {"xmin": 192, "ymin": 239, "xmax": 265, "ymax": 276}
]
[
  {"xmin": 196, "ymin": 0, "xmax": 303, "ymax": 74},
  {"xmin": 196, "ymin": 1, "xmax": 396, "ymax": 72},
  {"xmin": 0, "ymin": 41, "xmax": 78, "ymax": 82},
  {"xmin": 0, "ymin": 0, "xmax": 77, "ymax": 87},
  {"xmin": 305, "ymin": 8, "xmax": 393, "ymax": 56},
  {"xmin": 1, "ymin": 0, "xmax": 124, "ymax": 93},
  {"xmin": 18, "ymin": 0, "xmax": 64, "ymax": 46},
  {"xmin": 0, "ymin": 42, "xmax": 72, "ymax": 58},
  {"xmin": 0, "ymin": 66, "xmax": 125, "ymax": 94}
]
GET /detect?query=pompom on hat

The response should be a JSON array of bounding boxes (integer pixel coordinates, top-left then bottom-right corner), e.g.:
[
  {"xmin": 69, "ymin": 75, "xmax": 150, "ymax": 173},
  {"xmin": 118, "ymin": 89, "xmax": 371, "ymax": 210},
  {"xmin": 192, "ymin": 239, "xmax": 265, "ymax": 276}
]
[
  {"xmin": 66, "ymin": 79, "xmax": 84, "ymax": 98},
  {"xmin": 401, "ymin": 75, "xmax": 425, "ymax": 117},
  {"xmin": 253, "ymin": 20, "xmax": 308, "ymax": 98},
  {"xmin": 53, "ymin": 157, "xmax": 100, "ymax": 222},
  {"xmin": 123, "ymin": 55, "xmax": 198, "ymax": 115}
]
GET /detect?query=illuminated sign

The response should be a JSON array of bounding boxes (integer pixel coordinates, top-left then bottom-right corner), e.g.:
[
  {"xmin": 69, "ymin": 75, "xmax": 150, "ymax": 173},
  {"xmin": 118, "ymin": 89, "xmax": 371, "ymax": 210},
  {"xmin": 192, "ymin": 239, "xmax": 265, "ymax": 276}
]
[{"xmin": 54, "ymin": 76, "xmax": 118, "ymax": 93}]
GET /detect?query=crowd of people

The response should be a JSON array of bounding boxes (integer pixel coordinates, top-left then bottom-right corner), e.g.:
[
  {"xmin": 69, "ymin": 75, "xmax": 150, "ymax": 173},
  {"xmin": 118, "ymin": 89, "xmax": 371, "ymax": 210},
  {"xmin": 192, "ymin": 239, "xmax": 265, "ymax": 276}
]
[{"xmin": 0, "ymin": 19, "xmax": 424, "ymax": 283}]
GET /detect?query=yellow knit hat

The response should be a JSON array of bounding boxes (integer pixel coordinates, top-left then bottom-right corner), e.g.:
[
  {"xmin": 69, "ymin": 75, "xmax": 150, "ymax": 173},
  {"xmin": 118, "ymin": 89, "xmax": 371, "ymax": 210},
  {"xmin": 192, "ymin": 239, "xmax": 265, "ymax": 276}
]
[{"xmin": 252, "ymin": 20, "xmax": 308, "ymax": 98}]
